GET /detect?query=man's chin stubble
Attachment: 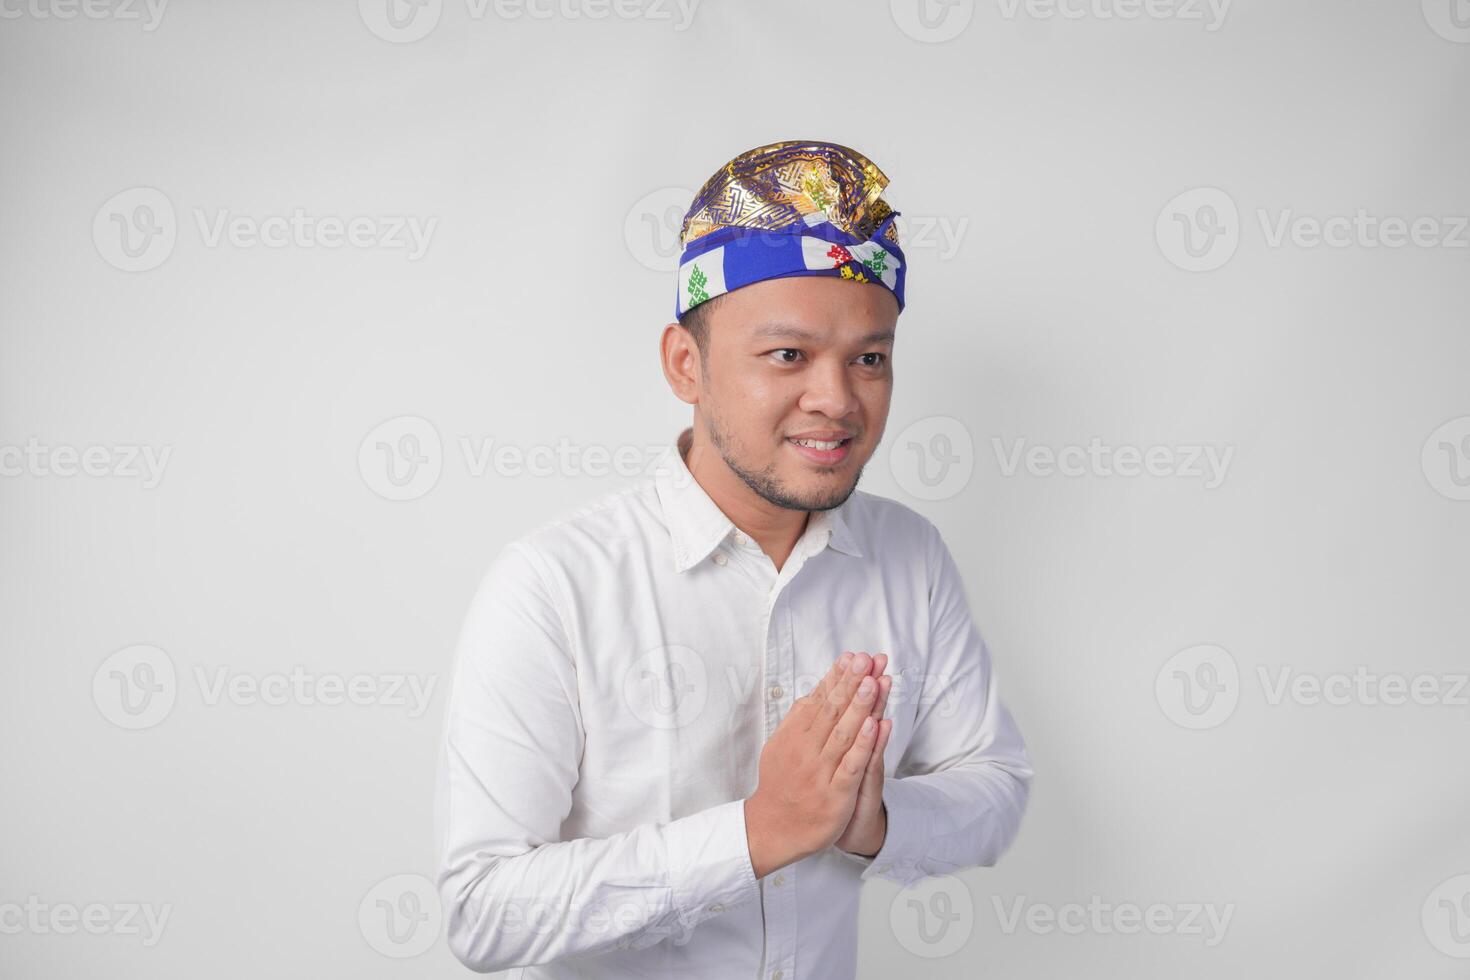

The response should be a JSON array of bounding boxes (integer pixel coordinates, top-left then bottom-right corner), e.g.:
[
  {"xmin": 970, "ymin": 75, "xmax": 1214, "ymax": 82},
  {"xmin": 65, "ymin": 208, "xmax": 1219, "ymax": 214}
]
[
  {"xmin": 726, "ymin": 453, "xmax": 863, "ymax": 513},
  {"xmin": 705, "ymin": 414, "xmax": 862, "ymax": 512}
]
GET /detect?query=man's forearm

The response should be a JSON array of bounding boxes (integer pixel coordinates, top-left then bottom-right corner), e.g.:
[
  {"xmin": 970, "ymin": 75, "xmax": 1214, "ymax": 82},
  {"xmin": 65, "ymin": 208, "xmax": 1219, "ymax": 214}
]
[{"xmin": 440, "ymin": 798, "xmax": 757, "ymax": 972}]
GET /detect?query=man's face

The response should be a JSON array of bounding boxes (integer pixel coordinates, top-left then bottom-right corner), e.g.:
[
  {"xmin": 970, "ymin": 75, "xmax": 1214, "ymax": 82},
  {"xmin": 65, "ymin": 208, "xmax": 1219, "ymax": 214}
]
[{"xmin": 692, "ymin": 275, "xmax": 899, "ymax": 512}]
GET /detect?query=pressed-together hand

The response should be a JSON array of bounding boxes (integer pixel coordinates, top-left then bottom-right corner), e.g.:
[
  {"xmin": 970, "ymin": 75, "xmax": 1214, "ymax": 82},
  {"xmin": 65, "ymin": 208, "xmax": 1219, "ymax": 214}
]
[
  {"xmin": 744, "ymin": 652, "xmax": 887, "ymax": 879},
  {"xmin": 834, "ymin": 652, "xmax": 892, "ymax": 858}
]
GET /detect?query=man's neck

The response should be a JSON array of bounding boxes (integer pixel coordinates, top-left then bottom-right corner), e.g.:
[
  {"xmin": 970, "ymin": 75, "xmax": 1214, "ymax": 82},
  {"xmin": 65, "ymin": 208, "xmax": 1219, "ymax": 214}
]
[{"xmin": 680, "ymin": 426, "xmax": 808, "ymax": 573}]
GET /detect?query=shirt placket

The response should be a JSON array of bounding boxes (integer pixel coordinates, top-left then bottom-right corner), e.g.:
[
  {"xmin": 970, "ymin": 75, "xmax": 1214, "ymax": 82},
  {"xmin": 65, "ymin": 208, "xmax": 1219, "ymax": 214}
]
[{"xmin": 740, "ymin": 528, "xmax": 826, "ymax": 980}]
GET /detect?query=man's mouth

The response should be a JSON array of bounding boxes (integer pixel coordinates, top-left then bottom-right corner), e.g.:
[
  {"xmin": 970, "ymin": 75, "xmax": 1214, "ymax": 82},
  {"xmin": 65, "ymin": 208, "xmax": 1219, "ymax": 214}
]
[{"xmin": 786, "ymin": 435, "xmax": 854, "ymax": 465}]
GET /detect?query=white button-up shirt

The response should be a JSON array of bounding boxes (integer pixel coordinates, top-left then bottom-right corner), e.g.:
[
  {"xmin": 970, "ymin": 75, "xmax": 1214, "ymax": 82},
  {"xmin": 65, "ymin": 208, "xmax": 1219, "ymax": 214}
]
[{"xmin": 434, "ymin": 428, "xmax": 1032, "ymax": 979}]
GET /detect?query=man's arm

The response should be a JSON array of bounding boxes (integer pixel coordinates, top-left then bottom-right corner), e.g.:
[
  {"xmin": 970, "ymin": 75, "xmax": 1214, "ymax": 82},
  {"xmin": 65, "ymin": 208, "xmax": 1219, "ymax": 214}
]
[
  {"xmin": 433, "ymin": 540, "xmax": 758, "ymax": 973},
  {"xmin": 837, "ymin": 520, "xmax": 1033, "ymax": 886}
]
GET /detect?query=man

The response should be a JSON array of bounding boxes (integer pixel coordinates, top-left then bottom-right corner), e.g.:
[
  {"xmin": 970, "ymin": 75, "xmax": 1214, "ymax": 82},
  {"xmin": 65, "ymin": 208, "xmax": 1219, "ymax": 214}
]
[{"xmin": 434, "ymin": 139, "xmax": 1032, "ymax": 979}]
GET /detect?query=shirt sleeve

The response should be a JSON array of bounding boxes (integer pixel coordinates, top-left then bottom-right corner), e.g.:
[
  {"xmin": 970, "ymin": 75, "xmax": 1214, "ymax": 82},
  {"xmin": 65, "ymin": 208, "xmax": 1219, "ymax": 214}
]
[
  {"xmin": 837, "ymin": 520, "xmax": 1033, "ymax": 887},
  {"xmin": 433, "ymin": 540, "xmax": 759, "ymax": 973}
]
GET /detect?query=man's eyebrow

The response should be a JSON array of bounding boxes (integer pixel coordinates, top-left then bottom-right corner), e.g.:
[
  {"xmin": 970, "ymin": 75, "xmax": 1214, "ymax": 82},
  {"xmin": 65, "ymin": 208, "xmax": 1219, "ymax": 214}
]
[{"xmin": 751, "ymin": 323, "xmax": 896, "ymax": 345}]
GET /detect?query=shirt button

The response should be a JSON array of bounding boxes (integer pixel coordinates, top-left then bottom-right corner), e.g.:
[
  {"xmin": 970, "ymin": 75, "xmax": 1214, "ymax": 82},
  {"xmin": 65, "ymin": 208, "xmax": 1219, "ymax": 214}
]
[
  {"xmin": 708, "ymin": 903, "xmax": 724, "ymax": 914},
  {"xmin": 733, "ymin": 531, "xmax": 747, "ymax": 546},
  {"xmin": 772, "ymin": 971, "xmax": 783, "ymax": 980},
  {"xmin": 772, "ymin": 873, "xmax": 785, "ymax": 888},
  {"xmin": 712, "ymin": 552, "xmax": 728, "ymax": 566},
  {"xmin": 876, "ymin": 864, "xmax": 890, "ymax": 874},
  {"xmin": 768, "ymin": 684, "xmax": 783, "ymax": 700}
]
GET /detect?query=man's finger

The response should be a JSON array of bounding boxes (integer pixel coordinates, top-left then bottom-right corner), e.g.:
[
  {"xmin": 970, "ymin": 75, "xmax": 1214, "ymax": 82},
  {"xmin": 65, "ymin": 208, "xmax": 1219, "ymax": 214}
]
[
  {"xmin": 867, "ymin": 656, "xmax": 891, "ymax": 722},
  {"xmin": 792, "ymin": 652, "xmax": 851, "ymax": 724},
  {"xmin": 831, "ymin": 713, "xmax": 878, "ymax": 789},
  {"xmin": 810, "ymin": 652, "xmax": 871, "ymax": 741}
]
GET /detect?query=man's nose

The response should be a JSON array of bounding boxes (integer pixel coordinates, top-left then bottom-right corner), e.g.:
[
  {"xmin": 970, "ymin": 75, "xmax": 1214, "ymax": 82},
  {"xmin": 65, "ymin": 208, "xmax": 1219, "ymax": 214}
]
[{"xmin": 798, "ymin": 359, "xmax": 861, "ymax": 420}]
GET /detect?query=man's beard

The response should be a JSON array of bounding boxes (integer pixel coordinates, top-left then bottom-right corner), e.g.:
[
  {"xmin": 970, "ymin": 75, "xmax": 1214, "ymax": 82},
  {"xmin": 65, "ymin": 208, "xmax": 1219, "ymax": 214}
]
[{"xmin": 704, "ymin": 410, "xmax": 862, "ymax": 512}]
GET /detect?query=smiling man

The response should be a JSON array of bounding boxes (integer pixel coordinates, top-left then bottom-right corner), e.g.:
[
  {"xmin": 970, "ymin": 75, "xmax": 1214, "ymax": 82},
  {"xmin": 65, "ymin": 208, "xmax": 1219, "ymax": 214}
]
[{"xmin": 435, "ymin": 140, "xmax": 1032, "ymax": 980}]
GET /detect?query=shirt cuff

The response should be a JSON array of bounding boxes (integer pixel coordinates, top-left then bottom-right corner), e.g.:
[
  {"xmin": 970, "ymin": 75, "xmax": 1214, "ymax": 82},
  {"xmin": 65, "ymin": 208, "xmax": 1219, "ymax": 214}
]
[
  {"xmin": 667, "ymin": 798, "xmax": 760, "ymax": 927},
  {"xmin": 842, "ymin": 777, "xmax": 934, "ymax": 887}
]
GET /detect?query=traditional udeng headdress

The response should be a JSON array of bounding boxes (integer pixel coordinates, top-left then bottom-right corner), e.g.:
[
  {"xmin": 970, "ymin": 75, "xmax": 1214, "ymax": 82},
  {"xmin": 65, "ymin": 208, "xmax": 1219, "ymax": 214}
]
[{"xmin": 675, "ymin": 139, "xmax": 907, "ymax": 318}]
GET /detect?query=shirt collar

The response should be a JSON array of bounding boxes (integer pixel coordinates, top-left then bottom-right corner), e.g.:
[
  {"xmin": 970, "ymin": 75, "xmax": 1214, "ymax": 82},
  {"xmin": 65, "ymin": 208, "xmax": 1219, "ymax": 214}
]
[{"xmin": 655, "ymin": 427, "xmax": 864, "ymax": 573}]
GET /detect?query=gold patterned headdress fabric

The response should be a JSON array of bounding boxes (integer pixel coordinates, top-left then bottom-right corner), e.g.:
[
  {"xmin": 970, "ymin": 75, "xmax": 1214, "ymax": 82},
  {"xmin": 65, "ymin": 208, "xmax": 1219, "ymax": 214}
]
[
  {"xmin": 680, "ymin": 140, "xmax": 900, "ymax": 249},
  {"xmin": 675, "ymin": 140, "xmax": 907, "ymax": 317}
]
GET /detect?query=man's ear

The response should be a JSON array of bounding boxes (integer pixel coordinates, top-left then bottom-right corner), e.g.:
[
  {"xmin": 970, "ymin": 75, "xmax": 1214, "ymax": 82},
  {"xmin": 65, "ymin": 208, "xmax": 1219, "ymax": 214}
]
[{"xmin": 660, "ymin": 321, "xmax": 701, "ymax": 406}]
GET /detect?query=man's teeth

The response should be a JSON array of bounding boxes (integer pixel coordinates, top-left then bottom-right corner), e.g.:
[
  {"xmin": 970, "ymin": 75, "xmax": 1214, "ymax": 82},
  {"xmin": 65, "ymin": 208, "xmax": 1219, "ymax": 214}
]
[{"xmin": 791, "ymin": 438, "xmax": 846, "ymax": 450}]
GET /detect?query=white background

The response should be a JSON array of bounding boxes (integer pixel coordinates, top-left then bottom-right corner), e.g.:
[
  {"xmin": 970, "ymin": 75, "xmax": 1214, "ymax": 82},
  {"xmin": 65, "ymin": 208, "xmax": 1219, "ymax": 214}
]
[{"xmin": 1, "ymin": 0, "xmax": 1467, "ymax": 977}]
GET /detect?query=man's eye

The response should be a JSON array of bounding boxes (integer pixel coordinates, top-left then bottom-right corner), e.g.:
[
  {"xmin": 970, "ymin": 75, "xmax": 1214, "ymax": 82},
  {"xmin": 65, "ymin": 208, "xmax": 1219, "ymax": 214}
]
[
  {"xmin": 857, "ymin": 353, "xmax": 887, "ymax": 367},
  {"xmin": 770, "ymin": 349, "xmax": 802, "ymax": 364}
]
